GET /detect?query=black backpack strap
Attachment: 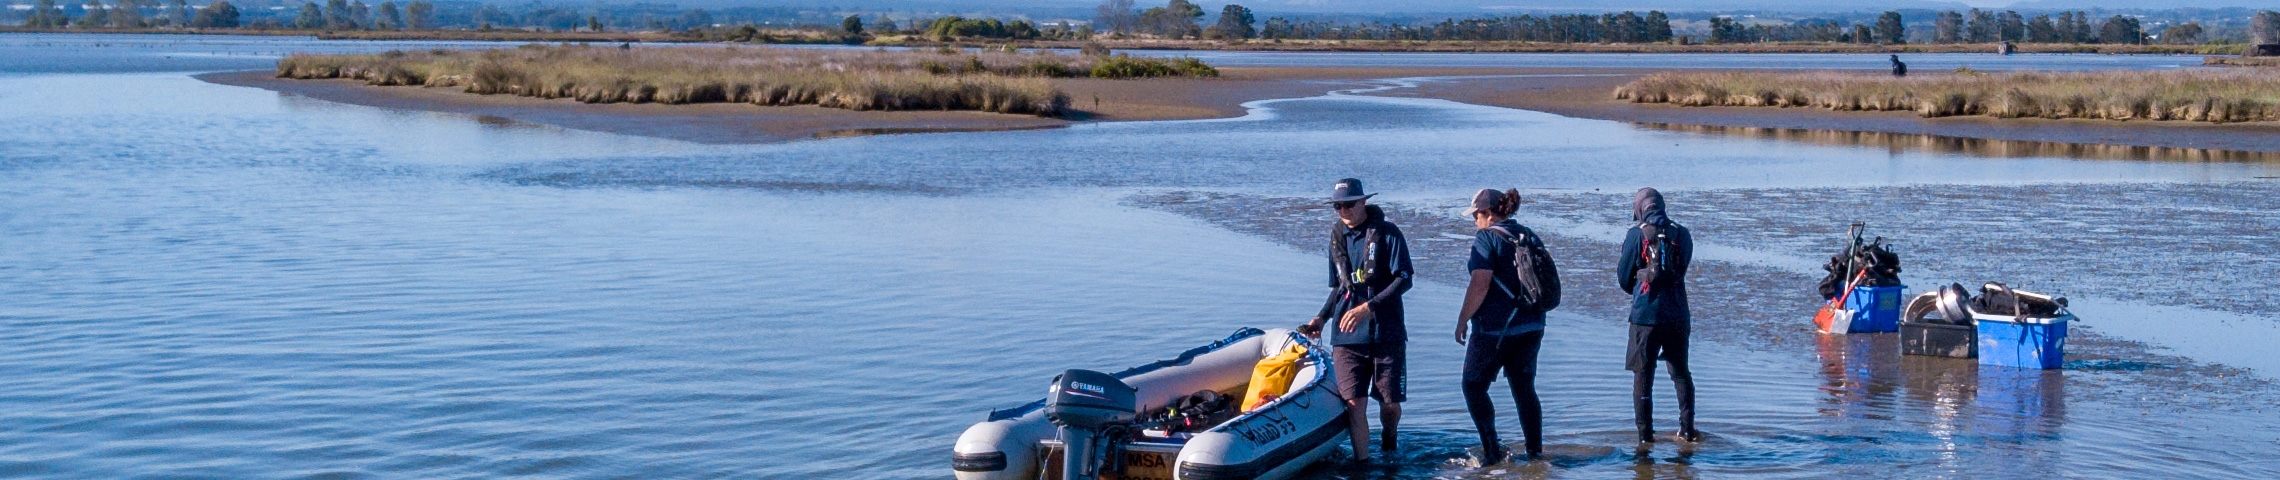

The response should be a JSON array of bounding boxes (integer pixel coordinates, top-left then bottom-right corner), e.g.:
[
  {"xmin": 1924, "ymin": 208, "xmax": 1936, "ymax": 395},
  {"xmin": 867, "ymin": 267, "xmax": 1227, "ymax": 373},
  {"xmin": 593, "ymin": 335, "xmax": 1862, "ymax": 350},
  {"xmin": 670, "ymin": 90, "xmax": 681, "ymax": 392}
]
[
  {"xmin": 1481, "ymin": 226, "xmax": 1520, "ymax": 298},
  {"xmin": 1330, "ymin": 222, "xmax": 1355, "ymax": 289}
]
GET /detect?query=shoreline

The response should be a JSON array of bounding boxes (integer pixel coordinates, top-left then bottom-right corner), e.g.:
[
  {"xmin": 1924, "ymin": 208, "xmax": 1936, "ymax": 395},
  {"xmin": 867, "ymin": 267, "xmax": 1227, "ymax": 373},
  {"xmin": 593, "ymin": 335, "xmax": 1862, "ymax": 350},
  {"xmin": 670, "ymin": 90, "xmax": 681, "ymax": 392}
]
[
  {"xmin": 205, "ymin": 65, "xmax": 2280, "ymax": 153},
  {"xmin": 6, "ymin": 28, "xmax": 2244, "ymax": 55}
]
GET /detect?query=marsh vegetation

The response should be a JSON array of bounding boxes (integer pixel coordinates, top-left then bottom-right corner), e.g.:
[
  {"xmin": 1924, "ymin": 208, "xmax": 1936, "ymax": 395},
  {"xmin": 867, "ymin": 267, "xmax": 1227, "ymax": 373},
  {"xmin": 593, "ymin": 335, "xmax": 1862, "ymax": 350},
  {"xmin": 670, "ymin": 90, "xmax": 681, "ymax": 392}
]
[
  {"xmin": 276, "ymin": 45, "xmax": 1216, "ymax": 117},
  {"xmin": 1614, "ymin": 69, "xmax": 2280, "ymax": 123}
]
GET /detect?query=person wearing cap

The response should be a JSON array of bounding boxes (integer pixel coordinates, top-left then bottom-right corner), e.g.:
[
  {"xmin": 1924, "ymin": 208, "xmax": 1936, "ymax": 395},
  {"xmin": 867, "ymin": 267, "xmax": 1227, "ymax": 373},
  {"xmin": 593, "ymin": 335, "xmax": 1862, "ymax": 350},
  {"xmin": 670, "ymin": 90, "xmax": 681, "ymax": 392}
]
[
  {"xmin": 1615, "ymin": 187, "xmax": 1699, "ymax": 444},
  {"xmin": 1454, "ymin": 188, "xmax": 1550, "ymax": 465},
  {"xmin": 1299, "ymin": 178, "xmax": 1412, "ymax": 461}
]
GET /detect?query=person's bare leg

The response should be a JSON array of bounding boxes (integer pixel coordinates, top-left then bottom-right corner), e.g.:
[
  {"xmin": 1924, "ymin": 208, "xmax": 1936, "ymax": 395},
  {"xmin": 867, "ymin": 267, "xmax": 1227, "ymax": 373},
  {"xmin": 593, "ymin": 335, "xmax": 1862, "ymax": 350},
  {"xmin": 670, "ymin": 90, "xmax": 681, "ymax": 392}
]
[
  {"xmin": 1345, "ymin": 398, "xmax": 1370, "ymax": 459},
  {"xmin": 1379, "ymin": 402, "xmax": 1401, "ymax": 454}
]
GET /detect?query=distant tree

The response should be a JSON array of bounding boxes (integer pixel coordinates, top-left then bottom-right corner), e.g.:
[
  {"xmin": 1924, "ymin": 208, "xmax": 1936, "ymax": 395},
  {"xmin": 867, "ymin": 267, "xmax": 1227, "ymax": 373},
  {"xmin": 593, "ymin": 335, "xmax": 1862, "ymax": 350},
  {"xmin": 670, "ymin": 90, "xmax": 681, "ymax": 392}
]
[
  {"xmin": 588, "ymin": 15, "xmax": 601, "ymax": 32},
  {"xmin": 348, "ymin": 0, "xmax": 370, "ymax": 30},
  {"xmin": 189, "ymin": 0, "xmax": 236, "ymax": 27},
  {"xmin": 676, "ymin": 8, "xmax": 710, "ymax": 31},
  {"xmin": 1206, "ymin": 4, "xmax": 1253, "ymax": 39},
  {"xmin": 111, "ymin": 0, "xmax": 147, "ymax": 28},
  {"xmin": 2161, "ymin": 22, "xmax": 2202, "ymax": 45},
  {"xmin": 165, "ymin": 0, "xmax": 187, "ymax": 26},
  {"xmin": 2064, "ymin": 11, "xmax": 2093, "ymax": 43},
  {"xmin": 1965, "ymin": 9, "xmax": 1996, "ymax": 43},
  {"xmin": 1094, "ymin": 0, "xmax": 1135, "ymax": 34},
  {"xmin": 321, "ymin": 0, "xmax": 348, "ymax": 29},
  {"xmin": 2255, "ymin": 10, "xmax": 2280, "ymax": 45},
  {"xmin": 471, "ymin": 5, "xmax": 503, "ymax": 29},
  {"xmin": 2025, "ymin": 14, "xmax": 2057, "ymax": 43},
  {"xmin": 1008, "ymin": 19, "xmax": 1038, "ymax": 39},
  {"xmin": 1934, "ymin": 11, "xmax": 1963, "ymax": 43},
  {"xmin": 23, "ymin": 0, "xmax": 67, "ymax": 27},
  {"xmin": 375, "ymin": 1, "xmax": 399, "ymax": 29},
  {"xmin": 293, "ymin": 1, "xmax": 321, "ymax": 29},
  {"xmin": 1997, "ymin": 11, "xmax": 2025, "ymax": 42},
  {"xmin": 2099, "ymin": 15, "xmax": 2141, "ymax": 45},
  {"xmin": 873, "ymin": 17, "xmax": 896, "ymax": 35},
  {"xmin": 1708, "ymin": 16, "xmax": 1746, "ymax": 44},
  {"xmin": 1851, "ymin": 24, "xmax": 1873, "ymax": 44},
  {"xmin": 402, "ymin": 0, "xmax": 429, "ymax": 29},
  {"xmin": 1138, "ymin": 0, "xmax": 1202, "ymax": 39},
  {"xmin": 841, "ymin": 15, "xmax": 861, "ymax": 35},
  {"xmin": 1874, "ymin": 11, "xmax": 1905, "ymax": 44},
  {"xmin": 75, "ymin": 0, "xmax": 107, "ymax": 28}
]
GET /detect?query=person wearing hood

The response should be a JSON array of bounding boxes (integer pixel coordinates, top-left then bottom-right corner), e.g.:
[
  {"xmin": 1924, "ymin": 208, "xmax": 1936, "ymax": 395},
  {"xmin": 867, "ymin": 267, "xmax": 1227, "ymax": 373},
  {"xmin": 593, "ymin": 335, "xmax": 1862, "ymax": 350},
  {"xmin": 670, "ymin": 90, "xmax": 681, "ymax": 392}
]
[
  {"xmin": 1301, "ymin": 178, "xmax": 1413, "ymax": 461},
  {"xmin": 1455, "ymin": 188, "xmax": 1555, "ymax": 465},
  {"xmin": 1615, "ymin": 187, "xmax": 1700, "ymax": 444}
]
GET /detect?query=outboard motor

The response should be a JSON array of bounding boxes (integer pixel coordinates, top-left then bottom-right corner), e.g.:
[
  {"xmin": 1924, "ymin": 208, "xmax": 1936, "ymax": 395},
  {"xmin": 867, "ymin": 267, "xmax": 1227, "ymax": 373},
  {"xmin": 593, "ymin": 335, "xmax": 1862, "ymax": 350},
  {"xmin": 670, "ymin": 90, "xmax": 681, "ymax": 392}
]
[
  {"xmin": 1043, "ymin": 369, "xmax": 1137, "ymax": 480},
  {"xmin": 1937, "ymin": 283, "xmax": 1972, "ymax": 325}
]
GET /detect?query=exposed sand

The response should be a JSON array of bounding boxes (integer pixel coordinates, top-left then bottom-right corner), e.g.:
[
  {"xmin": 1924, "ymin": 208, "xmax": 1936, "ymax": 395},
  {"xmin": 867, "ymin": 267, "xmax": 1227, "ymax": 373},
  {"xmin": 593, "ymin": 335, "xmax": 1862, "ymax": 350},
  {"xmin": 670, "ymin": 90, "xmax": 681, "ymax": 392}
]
[
  {"xmin": 207, "ymin": 66, "xmax": 2280, "ymax": 153},
  {"xmin": 1391, "ymin": 71, "xmax": 2280, "ymax": 153}
]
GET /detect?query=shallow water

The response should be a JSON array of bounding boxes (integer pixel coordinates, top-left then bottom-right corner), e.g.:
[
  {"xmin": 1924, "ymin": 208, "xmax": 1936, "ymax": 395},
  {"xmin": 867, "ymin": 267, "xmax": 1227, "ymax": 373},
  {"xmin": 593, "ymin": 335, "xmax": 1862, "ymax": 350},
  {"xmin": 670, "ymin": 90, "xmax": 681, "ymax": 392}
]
[{"xmin": 3, "ymin": 35, "xmax": 2277, "ymax": 479}]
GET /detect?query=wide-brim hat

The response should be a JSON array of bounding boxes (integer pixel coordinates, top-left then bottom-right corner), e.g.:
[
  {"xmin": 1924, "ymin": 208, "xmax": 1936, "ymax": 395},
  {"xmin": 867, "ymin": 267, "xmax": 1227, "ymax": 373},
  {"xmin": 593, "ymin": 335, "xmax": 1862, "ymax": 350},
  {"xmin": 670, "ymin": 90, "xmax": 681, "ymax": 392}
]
[{"xmin": 1327, "ymin": 178, "xmax": 1375, "ymax": 204}]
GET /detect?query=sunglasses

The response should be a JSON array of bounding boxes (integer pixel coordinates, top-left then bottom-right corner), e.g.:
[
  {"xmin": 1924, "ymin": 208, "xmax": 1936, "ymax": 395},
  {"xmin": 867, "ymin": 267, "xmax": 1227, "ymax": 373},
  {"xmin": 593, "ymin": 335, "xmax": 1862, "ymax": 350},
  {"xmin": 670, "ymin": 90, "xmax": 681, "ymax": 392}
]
[{"xmin": 1333, "ymin": 201, "xmax": 1361, "ymax": 210}]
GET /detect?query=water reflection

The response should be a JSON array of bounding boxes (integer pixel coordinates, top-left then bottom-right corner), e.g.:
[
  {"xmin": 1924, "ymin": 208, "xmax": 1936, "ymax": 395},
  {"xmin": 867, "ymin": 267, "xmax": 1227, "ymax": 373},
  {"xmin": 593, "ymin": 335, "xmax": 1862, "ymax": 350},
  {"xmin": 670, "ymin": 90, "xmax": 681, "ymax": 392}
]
[
  {"xmin": 1638, "ymin": 123, "xmax": 2280, "ymax": 164},
  {"xmin": 1815, "ymin": 334, "xmax": 1902, "ymax": 421},
  {"xmin": 1814, "ymin": 333, "xmax": 2069, "ymax": 443},
  {"xmin": 1975, "ymin": 367, "xmax": 2068, "ymax": 440}
]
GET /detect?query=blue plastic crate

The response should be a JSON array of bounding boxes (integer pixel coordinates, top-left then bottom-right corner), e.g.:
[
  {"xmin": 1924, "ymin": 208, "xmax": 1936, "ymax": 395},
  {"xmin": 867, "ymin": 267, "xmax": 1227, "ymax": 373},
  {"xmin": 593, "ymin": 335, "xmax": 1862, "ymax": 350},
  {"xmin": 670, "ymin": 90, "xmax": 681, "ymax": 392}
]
[
  {"xmin": 1975, "ymin": 313, "xmax": 2070, "ymax": 369},
  {"xmin": 1842, "ymin": 285, "xmax": 1905, "ymax": 333}
]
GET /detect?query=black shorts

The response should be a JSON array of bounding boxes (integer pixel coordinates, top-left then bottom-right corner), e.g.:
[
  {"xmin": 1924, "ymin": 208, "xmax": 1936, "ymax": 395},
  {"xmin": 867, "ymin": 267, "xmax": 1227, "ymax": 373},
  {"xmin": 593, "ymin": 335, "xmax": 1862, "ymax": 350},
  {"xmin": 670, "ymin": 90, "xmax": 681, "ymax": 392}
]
[
  {"xmin": 1626, "ymin": 323, "xmax": 1689, "ymax": 372},
  {"xmin": 1332, "ymin": 343, "xmax": 1406, "ymax": 404}
]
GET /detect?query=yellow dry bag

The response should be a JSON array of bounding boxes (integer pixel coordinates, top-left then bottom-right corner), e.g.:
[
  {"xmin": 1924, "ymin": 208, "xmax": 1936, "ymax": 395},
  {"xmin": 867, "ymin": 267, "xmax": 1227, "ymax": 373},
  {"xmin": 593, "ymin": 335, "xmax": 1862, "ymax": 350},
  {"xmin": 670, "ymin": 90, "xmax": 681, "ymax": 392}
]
[{"xmin": 1241, "ymin": 343, "xmax": 1309, "ymax": 412}]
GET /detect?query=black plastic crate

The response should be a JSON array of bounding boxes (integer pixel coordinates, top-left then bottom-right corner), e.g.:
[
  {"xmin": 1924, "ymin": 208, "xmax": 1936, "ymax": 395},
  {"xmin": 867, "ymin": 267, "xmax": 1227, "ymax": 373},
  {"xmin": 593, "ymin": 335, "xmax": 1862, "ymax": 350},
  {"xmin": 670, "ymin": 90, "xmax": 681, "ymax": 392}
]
[{"xmin": 1900, "ymin": 320, "xmax": 1975, "ymax": 358}]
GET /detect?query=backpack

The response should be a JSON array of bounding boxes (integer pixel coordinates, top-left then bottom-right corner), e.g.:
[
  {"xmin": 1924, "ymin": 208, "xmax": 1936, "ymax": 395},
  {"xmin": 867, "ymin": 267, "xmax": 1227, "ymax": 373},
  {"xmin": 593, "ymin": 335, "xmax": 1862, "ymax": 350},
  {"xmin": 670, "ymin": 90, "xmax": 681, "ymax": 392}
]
[
  {"xmin": 1486, "ymin": 226, "xmax": 1561, "ymax": 313},
  {"xmin": 1636, "ymin": 221, "xmax": 1679, "ymax": 294}
]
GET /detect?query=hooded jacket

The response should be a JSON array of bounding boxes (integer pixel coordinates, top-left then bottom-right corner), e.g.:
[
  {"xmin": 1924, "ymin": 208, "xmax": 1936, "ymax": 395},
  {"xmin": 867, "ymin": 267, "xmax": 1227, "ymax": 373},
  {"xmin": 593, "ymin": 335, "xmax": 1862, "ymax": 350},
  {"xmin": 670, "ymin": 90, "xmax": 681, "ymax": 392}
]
[{"xmin": 1615, "ymin": 188, "xmax": 1693, "ymax": 326}]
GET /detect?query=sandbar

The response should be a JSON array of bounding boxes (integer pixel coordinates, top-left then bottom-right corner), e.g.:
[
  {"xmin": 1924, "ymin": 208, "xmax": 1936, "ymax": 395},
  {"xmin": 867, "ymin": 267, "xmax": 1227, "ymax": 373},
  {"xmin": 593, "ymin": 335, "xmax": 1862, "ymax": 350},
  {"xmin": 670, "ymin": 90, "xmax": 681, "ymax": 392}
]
[{"xmin": 205, "ymin": 66, "xmax": 2280, "ymax": 153}]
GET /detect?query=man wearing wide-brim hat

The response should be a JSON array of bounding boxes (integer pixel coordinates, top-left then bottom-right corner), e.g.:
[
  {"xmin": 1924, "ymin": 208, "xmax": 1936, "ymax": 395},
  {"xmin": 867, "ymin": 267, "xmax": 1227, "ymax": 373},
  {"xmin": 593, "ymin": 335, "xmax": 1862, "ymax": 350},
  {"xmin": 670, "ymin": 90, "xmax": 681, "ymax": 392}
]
[{"xmin": 1301, "ymin": 178, "xmax": 1413, "ymax": 461}]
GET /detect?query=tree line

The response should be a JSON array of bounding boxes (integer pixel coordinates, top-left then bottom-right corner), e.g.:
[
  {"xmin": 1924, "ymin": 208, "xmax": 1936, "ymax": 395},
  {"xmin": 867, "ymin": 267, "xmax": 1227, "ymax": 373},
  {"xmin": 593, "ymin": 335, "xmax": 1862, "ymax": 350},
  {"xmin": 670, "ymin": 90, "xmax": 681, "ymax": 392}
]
[
  {"xmin": 18, "ymin": 0, "xmax": 441, "ymax": 30},
  {"xmin": 16, "ymin": 0, "xmax": 2279, "ymax": 48}
]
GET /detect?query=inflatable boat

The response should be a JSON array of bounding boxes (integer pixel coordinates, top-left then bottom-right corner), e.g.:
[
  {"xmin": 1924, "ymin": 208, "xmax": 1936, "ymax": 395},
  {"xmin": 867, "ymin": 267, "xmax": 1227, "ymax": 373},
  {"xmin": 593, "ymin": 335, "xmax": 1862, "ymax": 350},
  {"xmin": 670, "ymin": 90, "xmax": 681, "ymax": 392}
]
[{"xmin": 952, "ymin": 328, "xmax": 1348, "ymax": 480}]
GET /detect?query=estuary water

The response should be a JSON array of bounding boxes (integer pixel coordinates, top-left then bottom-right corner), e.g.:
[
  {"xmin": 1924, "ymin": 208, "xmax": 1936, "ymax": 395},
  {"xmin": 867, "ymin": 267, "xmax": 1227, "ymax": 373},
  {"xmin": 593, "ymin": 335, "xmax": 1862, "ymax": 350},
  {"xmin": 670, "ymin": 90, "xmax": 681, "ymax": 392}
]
[{"xmin": 3, "ymin": 34, "xmax": 2277, "ymax": 479}]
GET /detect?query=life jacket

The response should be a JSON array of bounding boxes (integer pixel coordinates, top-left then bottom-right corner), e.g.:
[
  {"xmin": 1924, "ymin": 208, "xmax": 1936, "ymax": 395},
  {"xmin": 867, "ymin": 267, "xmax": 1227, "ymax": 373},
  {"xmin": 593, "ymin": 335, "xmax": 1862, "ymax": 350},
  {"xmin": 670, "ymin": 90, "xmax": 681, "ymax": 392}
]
[{"xmin": 1330, "ymin": 205, "xmax": 1394, "ymax": 292}]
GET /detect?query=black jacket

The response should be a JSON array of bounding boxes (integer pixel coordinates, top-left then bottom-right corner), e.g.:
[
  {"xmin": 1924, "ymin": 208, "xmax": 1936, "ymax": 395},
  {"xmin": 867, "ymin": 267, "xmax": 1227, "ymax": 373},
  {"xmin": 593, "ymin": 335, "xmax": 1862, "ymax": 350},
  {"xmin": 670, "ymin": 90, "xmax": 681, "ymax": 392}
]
[
  {"xmin": 1615, "ymin": 189, "xmax": 1693, "ymax": 326},
  {"xmin": 1316, "ymin": 205, "xmax": 1412, "ymax": 346}
]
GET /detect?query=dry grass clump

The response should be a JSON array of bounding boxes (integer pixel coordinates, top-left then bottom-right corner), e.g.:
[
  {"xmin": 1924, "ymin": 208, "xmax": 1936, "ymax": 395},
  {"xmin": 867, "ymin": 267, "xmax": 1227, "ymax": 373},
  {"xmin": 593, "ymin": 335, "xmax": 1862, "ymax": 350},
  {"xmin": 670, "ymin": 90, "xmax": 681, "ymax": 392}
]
[
  {"xmin": 1614, "ymin": 69, "xmax": 2280, "ymax": 123},
  {"xmin": 274, "ymin": 45, "xmax": 1221, "ymax": 117},
  {"xmin": 2206, "ymin": 56, "xmax": 2280, "ymax": 67}
]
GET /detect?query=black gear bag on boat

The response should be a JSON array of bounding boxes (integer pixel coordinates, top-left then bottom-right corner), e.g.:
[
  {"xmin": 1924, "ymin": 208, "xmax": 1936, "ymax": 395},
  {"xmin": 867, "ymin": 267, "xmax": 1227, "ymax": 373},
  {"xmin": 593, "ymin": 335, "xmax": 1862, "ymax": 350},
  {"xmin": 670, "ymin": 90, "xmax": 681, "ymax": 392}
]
[{"xmin": 1486, "ymin": 225, "xmax": 1562, "ymax": 313}]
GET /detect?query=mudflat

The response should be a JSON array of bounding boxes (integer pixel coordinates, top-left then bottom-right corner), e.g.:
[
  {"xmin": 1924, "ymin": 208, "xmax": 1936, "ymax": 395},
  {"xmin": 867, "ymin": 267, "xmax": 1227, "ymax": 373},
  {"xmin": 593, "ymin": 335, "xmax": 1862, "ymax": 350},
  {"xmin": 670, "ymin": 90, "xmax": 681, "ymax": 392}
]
[{"xmin": 209, "ymin": 65, "xmax": 2280, "ymax": 152}]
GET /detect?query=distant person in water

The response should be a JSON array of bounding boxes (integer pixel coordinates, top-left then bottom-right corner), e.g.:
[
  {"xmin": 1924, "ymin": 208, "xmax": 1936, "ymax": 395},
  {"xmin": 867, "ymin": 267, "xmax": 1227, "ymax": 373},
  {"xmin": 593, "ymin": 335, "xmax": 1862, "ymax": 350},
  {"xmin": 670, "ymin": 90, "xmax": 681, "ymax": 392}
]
[
  {"xmin": 1616, "ymin": 187, "xmax": 1700, "ymax": 445},
  {"xmin": 1890, "ymin": 55, "xmax": 1908, "ymax": 77},
  {"xmin": 1300, "ymin": 178, "xmax": 1413, "ymax": 462},
  {"xmin": 1455, "ymin": 188, "xmax": 1559, "ymax": 465}
]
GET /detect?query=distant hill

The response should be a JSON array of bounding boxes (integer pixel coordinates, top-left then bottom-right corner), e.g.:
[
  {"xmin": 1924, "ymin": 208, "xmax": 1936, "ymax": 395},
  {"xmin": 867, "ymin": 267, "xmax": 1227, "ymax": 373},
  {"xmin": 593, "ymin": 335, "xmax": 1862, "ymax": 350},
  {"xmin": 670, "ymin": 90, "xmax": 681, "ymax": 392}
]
[
  {"xmin": 656, "ymin": 0, "xmax": 1985, "ymax": 16},
  {"xmin": 2008, "ymin": 0, "xmax": 2280, "ymax": 9}
]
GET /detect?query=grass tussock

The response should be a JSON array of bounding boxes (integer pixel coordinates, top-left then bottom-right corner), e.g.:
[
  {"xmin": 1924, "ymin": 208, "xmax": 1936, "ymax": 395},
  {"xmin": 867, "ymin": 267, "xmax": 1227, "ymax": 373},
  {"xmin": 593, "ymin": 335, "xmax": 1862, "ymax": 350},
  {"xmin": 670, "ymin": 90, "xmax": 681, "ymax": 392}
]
[
  {"xmin": 276, "ymin": 45, "xmax": 1218, "ymax": 117},
  {"xmin": 2206, "ymin": 56, "xmax": 2280, "ymax": 67},
  {"xmin": 1613, "ymin": 69, "xmax": 2280, "ymax": 123}
]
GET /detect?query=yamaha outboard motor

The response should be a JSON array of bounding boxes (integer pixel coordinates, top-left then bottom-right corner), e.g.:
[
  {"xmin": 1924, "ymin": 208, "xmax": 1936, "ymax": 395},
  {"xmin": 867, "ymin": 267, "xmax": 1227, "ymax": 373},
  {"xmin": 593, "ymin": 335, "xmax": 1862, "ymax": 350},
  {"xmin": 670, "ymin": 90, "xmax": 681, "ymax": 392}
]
[{"xmin": 1044, "ymin": 369, "xmax": 1137, "ymax": 480}]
